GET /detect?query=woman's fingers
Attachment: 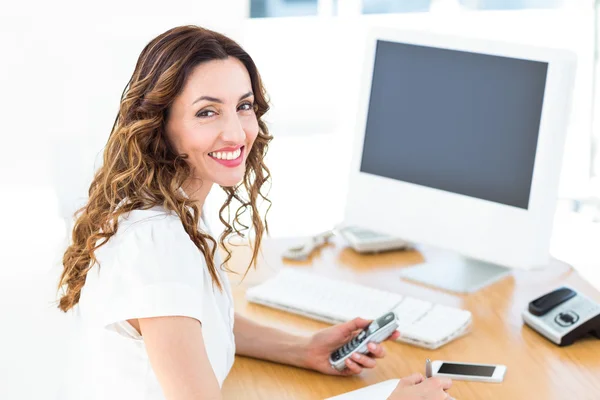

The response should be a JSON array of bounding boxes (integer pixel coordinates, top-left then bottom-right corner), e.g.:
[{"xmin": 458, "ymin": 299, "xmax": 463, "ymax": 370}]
[
  {"xmin": 426, "ymin": 376, "xmax": 453, "ymax": 391},
  {"xmin": 350, "ymin": 352, "xmax": 376, "ymax": 368},
  {"xmin": 388, "ymin": 330, "xmax": 401, "ymax": 341},
  {"xmin": 344, "ymin": 358, "xmax": 363, "ymax": 374},
  {"xmin": 397, "ymin": 373, "xmax": 425, "ymax": 387},
  {"xmin": 366, "ymin": 342, "xmax": 385, "ymax": 358}
]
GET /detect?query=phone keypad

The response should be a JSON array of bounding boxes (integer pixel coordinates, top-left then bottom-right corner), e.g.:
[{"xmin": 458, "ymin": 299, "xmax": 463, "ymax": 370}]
[{"xmin": 331, "ymin": 330, "xmax": 369, "ymax": 362}]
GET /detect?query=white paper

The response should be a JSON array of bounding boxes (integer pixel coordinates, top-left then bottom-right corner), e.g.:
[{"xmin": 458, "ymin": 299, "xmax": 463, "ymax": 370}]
[{"xmin": 325, "ymin": 379, "xmax": 400, "ymax": 400}]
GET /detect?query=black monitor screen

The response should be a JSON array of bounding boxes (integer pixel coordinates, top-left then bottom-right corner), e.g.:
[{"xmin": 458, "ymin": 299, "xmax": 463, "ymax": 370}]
[{"xmin": 360, "ymin": 40, "xmax": 548, "ymax": 210}]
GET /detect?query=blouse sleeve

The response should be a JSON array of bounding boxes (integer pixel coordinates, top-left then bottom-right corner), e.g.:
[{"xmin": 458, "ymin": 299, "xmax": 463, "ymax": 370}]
[{"xmin": 98, "ymin": 215, "xmax": 206, "ymax": 335}]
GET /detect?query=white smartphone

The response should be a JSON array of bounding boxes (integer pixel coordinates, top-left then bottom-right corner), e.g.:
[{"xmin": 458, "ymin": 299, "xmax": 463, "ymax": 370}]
[{"xmin": 431, "ymin": 360, "xmax": 506, "ymax": 383}]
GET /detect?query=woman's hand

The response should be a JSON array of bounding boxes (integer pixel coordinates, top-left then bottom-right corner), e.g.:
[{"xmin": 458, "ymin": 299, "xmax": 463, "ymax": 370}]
[
  {"xmin": 302, "ymin": 317, "xmax": 401, "ymax": 375},
  {"xmin": 388, "ymin": 373, "xmax": 454, "ymax": 400}
]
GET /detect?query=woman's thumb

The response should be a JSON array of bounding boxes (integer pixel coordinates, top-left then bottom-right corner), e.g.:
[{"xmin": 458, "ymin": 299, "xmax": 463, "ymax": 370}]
[{"xmin": 344, "ymin": 317, "xmax": 371, "ymax": 331}]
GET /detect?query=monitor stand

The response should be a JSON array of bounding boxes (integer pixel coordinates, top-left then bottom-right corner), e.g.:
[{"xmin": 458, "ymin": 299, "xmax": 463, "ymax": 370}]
[{"xmin": 399, "ymin": 245, "xmax": 512, "ymax": 293}]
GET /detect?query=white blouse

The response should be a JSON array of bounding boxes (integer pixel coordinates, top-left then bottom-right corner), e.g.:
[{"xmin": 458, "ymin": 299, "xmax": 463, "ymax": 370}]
[{"xmin": 59, "ymin": 205, "xmax": 236, "ymax": 400}]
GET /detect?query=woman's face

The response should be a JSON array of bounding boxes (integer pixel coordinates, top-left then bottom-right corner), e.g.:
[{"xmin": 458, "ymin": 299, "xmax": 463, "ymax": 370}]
[{"xmin": 165, "ymin": 57, "xmax": 259, "ymax": 189}]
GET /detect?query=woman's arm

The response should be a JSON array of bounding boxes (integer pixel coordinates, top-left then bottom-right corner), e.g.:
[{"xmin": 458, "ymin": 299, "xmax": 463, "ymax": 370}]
[
  {"xmin": 233, "ymin": 313, "xmax": 309, "ymax": 368},
  {"xmin": 139, "ymin": 316, "xmax": 222, "ymax": 400},
  {"xmin": 234, "ymin": 313, "xmax": 400, "ymax": 376}
]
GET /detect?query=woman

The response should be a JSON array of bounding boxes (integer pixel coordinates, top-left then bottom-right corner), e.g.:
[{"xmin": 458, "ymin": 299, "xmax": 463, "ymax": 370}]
[{"xmin": 56, "ymin": 25, "xmax": 453, "ymax": 400}]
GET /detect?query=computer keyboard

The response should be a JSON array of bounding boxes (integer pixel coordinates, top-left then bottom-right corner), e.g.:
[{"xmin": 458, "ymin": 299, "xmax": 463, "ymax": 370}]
[{"xmin": 246, "ymin": 269, "xmax": 472, "ymax": 349}]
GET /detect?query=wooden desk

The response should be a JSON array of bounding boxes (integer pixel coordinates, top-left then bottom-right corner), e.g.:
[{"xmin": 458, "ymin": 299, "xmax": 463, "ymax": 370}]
[{"xmin": 221, "ymin": 237, "xmax": 600, "ymax": 400}]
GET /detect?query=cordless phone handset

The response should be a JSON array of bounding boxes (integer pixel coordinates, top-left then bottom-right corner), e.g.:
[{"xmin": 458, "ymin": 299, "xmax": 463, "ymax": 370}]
[{"xmin": 329, "ymin": 311, "xmax": 399, "ymax": 371}]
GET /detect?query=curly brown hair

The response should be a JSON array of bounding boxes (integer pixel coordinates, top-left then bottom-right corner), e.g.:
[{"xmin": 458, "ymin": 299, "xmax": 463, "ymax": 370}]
[{"xmin": 57, "ymin": 25, "xmax": 272, "ymax": 312}]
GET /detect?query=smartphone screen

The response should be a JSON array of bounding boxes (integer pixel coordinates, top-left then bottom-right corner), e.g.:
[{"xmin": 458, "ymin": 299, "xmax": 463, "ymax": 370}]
[{"xmin": 437, "ymin": 363, "xmax": 496, "ymax": 377}]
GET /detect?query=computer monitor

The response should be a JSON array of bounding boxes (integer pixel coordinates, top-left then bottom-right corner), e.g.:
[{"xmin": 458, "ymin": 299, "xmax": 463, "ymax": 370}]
[{"xmin": 344, "ymin": 27, "xmax": 576, "ymax": 293}]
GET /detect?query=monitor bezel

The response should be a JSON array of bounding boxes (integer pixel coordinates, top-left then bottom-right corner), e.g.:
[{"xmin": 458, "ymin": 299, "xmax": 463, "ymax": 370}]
[{"xmin": 345, "ymin": 27, "xmax": 576, "ymax": 269}]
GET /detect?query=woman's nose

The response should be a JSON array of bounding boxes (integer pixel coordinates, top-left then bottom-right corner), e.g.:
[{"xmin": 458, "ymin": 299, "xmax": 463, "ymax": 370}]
[{"xmin": 220, "ymin": 114, "xmax": 246, "ymax": 143}]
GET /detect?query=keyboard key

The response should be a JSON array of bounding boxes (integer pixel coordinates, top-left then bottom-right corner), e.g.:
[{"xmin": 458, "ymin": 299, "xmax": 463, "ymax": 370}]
[{"xmin": 393, "ymin": 298, "xmax": 434, "ymax": 330}]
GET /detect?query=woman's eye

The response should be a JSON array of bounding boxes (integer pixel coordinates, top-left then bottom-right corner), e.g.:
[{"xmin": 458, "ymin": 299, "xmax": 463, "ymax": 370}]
[
  {"xmin": 238, "ymin": 102, "xmax": 254, "ymax": 112},
  {"xmin": 196, "ymin": 109, "xmax": 216, "ymax": 118}
]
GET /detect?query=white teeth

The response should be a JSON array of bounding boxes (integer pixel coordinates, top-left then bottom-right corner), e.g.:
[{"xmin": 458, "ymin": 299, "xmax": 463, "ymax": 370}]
[{"xmin": 209, "ymin": 148, "xmax": 241, "ymax": 160}]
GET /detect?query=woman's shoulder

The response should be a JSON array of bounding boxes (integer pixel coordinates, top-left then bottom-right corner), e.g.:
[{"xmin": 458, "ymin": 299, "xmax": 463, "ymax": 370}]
[
  {"xmin": 118, "ymin": 205, "xmax": 179, "ymax": 230},
  {"xmin": 94, "ymin": 206, "xmax": 207, "ymax": 279},
  {"xmin": 108, "ymin": 206, "xmax": 193, "ymax": 252}
]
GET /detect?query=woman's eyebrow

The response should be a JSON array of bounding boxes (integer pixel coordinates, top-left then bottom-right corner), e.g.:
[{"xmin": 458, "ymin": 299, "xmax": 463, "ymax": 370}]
[{"xmin": 192, "ymin": 91, "xmax": 254, "ymax": 106}]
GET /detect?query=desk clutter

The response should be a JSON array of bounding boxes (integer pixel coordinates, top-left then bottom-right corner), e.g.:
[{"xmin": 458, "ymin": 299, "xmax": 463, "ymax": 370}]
[
  {"xmin": 281, "ymin": 226, "xmax": 412, "ymax": 261},
  {"xmin": 246, "ymin": 269, "xmax": 472, "ymax": 349}
]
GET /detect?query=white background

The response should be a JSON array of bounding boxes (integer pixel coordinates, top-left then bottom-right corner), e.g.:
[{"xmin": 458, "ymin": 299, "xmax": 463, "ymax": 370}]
[{"xmin": 1, "ymin": 1, "xmax": 599, "ymax": 399}]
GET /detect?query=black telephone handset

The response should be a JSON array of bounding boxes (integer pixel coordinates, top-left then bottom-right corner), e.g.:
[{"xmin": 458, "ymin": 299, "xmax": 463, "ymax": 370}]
[
  {"xmin": 523, "ymin": 286, "xmax": 600, "ymax": 346},
  {"xmin": 528, "ymin": 287, "xmax": 577, "ymax": 316}
]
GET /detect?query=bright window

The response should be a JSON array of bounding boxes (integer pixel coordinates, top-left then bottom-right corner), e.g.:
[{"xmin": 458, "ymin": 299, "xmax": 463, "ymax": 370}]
[{"xmin": 249, "ymin": 0, "xmax": 319, "ymax": 18}]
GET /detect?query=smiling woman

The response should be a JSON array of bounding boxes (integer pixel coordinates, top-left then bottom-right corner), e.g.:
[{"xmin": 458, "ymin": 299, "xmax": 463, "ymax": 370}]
[
  {"xmin": 55, "ymin": 25, "xmax": 273, "ymax": 399},
  {"xmin": 54, "ymin": 24, "xmax": 432, "ymax": 400}
]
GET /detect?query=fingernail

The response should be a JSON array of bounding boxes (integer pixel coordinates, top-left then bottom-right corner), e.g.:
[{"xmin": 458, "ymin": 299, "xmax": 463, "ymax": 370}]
[
  {"xmin": 368, "ymin": 343, "xmax": 376, "ymax": 350},
  {"xmin": 352, "ymin": 353, "xmax": 361, "ymax": 360}
]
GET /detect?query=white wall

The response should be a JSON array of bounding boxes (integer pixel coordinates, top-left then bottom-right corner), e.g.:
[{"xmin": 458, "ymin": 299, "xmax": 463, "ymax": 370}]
[{"xmin": 0, "ymin": 11, "xmax": 244, "ymax": 208}]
